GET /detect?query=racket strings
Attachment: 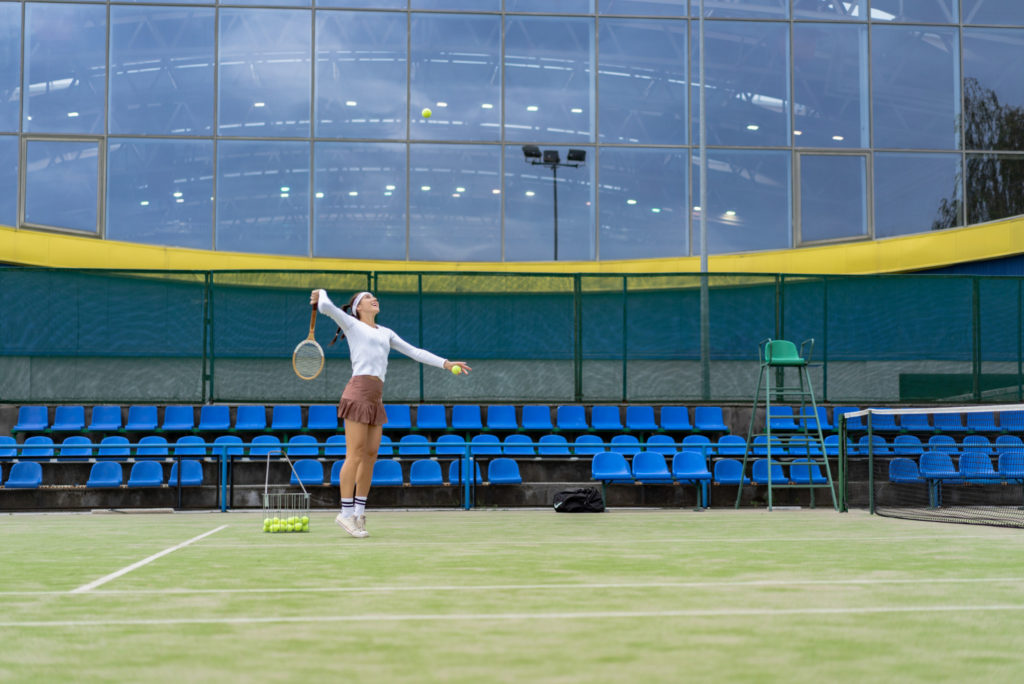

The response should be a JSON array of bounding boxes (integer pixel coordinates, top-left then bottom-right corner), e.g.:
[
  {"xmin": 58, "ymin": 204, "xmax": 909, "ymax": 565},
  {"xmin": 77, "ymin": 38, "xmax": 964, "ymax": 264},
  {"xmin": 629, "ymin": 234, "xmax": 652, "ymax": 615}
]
[{"xmin": 293, "ymin": 340, "xmax": 324, "ymax": 380}]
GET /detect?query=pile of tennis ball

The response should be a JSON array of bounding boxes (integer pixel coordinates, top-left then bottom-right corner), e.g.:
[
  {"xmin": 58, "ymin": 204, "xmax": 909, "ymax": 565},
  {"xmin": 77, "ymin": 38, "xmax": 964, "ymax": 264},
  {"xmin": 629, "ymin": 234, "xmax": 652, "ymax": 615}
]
[{"xmin": 263, "ymin": 515, "xmax": 310, "ymax": 533}]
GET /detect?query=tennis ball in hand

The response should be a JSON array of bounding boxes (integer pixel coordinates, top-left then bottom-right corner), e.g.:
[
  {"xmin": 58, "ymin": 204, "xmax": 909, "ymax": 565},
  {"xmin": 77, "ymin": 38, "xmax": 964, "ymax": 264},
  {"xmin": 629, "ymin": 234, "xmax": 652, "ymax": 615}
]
[
  {"xmin": 451, "ymin": 365, "xmax": 462, "ymax": 375},
  {"xmin": 422, "ymin": 107, "xmax": 432, "ymax": 119}
]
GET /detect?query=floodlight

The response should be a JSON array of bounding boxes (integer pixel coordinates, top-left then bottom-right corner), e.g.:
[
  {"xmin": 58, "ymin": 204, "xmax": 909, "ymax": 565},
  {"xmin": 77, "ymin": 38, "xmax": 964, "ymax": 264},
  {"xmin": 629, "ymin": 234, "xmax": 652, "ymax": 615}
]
[
  {"xmin": 566, "ymin": 149, "xmax": 586, "ymax": 163},
  {"xmin": 542, "ymin": 150, "xmax": 560, "ymax": 164},
  {"xmin": 522, "ymin": 145, "xmax": 541, "ymax": 159}
]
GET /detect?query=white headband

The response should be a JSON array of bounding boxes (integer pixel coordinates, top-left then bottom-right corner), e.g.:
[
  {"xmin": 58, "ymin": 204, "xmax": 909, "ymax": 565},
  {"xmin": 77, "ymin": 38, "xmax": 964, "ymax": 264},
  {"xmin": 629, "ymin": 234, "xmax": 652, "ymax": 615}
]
[{"xmin": 350, "ymin": 291, "xmax": 372, "ymax": 316}]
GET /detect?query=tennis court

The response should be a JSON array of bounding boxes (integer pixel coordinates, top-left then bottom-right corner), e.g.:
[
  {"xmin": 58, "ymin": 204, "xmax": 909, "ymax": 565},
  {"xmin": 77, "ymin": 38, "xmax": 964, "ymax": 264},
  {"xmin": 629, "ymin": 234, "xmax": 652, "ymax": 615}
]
[{"xmin": 2, "ymin": 508, "xmax": 1023, "ymax": 683}]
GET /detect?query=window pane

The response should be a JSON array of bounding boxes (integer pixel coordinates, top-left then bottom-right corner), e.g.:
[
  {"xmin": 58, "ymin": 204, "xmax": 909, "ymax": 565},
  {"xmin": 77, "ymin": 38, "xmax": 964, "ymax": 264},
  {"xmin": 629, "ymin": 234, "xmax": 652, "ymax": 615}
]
[
  {"xmin": 874, "ymin": 152, "xmax": 961, "ymax": 237},
  {"xmin": 24, "ymin": 3, "xmax": 106, "ymax": 134},
  {"xmin": 695, "ymin": 0, "xmax": 788, "ymax": 18},
  {"xmin": 793, "ymin": 23, "xmax": 868, "ymax": 148},
  {"xmin": 316, "ymin": 10, "xmax": 406, "ymax": 140},
  {"xmin": 599, "ymin": 18, "xmax": 687, "ymax": 145},
  {"xmin": 507, "ymin": 0, "xmax": 594, "ymax": 11},
  {"xmin": 965, "ymin": 154, "xmax": 1024, "ymax": 225},
  {"xmin": 314, "ymin": 142, "xmax": 406, "ymax": 260},
  {"xmin": 316, "ymin": 0, "xmax": 405, "ymax": 8},
  {"xmin": 798, "ymin": 154, "xmax": 867, "ymax": 243},
  {"xmin": 223, "ymin": 0, "xmax": 309, "ymax": 7},
  {"xmin": 219, "ymin": 9, "xmax": 311, "ymax": 138},
  {"xmin": 24, "ymin": 139, "xmax": 99, "ymax": 233},
  {"xmin": 0, "ymin": 135, "xmax": 16, "ymax": 226},
  {"xmin": 0, "ymin": 2, "xmax": 19, "ymax": 132},
  {"xmin": 504, "ymin": 145, "xmax": 595, "ymax": 261},
  {"xmin": 964, "ymin": 29, "xmax": 1024, "ymax": 151},
  {"xmin": 106, "ymin": 139, "xmax": 214, "ymax": 249},
  {"xmin": 409, "ymin": 144, "xmax": 501, "ymax": 261},
  {"xmin": 410, "ymin": 14, "xmax": 501, "ymax": 142},
  {"xmin": 599, "ymin": 0, "xmax": 687, "ymax": 16},
  {"xmin": 869, "ymin": 0, "xmax": 957, "ymax": 23},
  {"xmin": 871, "ymin": 25, "xmax": 959, "ymax": 150},
  {"xmin": 109, "ymin": 6, "xmax": 215, "ymax": 136},
  {"xmin": 505, "ymin": 16, "xmax": 595, "ymax": 143},
  {"xmin": 963, "ymin": 0, "xmax": 1024, "ymax": 25},
  {"xmin": 792, "ymin": 0, "xmax": 867, "ymax": 20},
  {"xmin": 693, "ymin": 149, "xmax": 791, "ymax": 254},
  {"xmin": 216, "ymin": 140, "xmax": 310, "ymax": 256},
  {"xmin": 412, "ymin": 0, "xmax": 502, "ymax": 9},
  {"xmin": 599, "ymin": 148, "xmax": 687, "ymax": 259},
  {"xmin": 692, "ymin": 21, "xmax": 789, "ymax": 147}
]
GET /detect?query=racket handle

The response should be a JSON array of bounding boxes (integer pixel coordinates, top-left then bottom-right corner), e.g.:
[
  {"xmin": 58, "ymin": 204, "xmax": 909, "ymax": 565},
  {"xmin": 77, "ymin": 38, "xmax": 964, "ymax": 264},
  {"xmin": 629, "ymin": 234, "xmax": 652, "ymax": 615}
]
[{"xmin": 309, "ymin": 302, "xmax": 318, "ymax": 333}]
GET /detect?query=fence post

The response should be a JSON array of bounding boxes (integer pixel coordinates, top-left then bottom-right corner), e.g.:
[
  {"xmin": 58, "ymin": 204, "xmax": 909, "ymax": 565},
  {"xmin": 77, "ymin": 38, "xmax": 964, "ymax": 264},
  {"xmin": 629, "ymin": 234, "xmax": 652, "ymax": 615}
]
[{"xmin": 462, "ymin": 443, "xmax": 472, "ymax": 510}]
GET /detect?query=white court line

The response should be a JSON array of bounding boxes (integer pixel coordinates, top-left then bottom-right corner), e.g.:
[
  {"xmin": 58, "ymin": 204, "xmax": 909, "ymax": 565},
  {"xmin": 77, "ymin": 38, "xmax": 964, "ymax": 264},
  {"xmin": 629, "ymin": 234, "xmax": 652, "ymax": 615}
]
[
  {"xmin": 5, "ymin": 603, "xmax": 1024, "ymax": 628},
  {"xmin": 4, "ymin": 576, "xmax": 1022, "ymax": 598},
  {"xmin": 68, "ymin": 525, "xmax": 228, "ymax": 594}
]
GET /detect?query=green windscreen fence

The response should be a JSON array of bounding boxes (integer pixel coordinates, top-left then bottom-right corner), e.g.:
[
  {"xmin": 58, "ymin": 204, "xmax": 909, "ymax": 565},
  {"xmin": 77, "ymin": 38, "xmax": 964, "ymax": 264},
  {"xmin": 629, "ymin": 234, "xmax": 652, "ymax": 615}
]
[{"xmin": 2, "ymin": 267, "xmax": 1022, "ymax": 405}]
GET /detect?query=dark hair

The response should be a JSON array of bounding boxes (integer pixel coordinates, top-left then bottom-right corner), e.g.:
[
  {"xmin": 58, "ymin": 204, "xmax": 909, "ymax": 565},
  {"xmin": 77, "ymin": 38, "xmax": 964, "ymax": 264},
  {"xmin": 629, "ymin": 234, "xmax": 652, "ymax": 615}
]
[{"xmin": 330, "ymin": 292, "xmax": 368, "ymax": 346}]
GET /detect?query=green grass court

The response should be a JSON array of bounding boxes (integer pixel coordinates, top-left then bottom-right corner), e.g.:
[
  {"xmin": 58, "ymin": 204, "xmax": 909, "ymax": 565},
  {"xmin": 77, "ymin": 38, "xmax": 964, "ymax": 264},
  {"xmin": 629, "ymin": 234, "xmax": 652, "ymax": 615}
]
[{"xmin": 2, "ymin": 509, "xmax": 1023, "ymax": 683}]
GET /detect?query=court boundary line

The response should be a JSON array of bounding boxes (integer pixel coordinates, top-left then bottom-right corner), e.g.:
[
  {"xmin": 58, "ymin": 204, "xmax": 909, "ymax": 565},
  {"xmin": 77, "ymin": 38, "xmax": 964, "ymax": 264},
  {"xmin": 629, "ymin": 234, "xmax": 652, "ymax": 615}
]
[{"xmin": 68, "ymin": 525, "xmax": 229, "ymax": 594}]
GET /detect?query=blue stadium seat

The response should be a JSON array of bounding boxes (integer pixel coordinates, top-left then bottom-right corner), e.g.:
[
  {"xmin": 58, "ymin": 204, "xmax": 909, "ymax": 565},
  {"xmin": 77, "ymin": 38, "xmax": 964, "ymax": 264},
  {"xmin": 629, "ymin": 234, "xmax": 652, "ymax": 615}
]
[
  {"xmin": 196, "ymin": 405, "xmax": 231, "ymax": 434},
  {"xmin": 864, "ymin": 409, "xmax": 899, "ymax": 433},
  {"xmin": 933, "ymin": 412, "xmax": 966, "ymax": 433},
  {"xmin": 752, "ymin": 459, "xmax": 789, "ymax": 485},
  {"xmin": 271, "ymin": 405, "xmax": 303, "ymax": 433},
  {"xmin": 713, "ymin": 459, "xmax": 750, "ymax": 485},
  {"xmin": 416, "ymin": 404, "xmax": 448, "ymax": 431},
  {"xmin": 234, "ymin": 405, "xmax": 267, "ymax": 432},
  {"xmin": 161, "ymin": 405, "xmax": 195, "ymax": 432},
  {"xmin": 136, "ymin": 435, "xmax": 169, "ymax": 459},
  {"xmin": 249, "ymin": 434, "xmax": 282, "ymax": 458},
  {"xmin": 892, "ymin": 434, "xmax": 924, "ymax": 457},
  {"xmin": 98, "ymin": 436, "xmax": 131, "ymax": 458},
  {"xmin": 572, "ymin": 434, "xmax": 603, "ymax": 456},
  {"xmin": 378, "ymin": 434, "xmax": 394, "ymax": 456},
  {"xmin": 995, "ymin": 434, "xmax": 1024, "ymax": 455},
  {"xmin": 919, "ymin": 451, "xmax": 959, "ymax": 481},
  {"xmin": 672, "ymin": 451, "xmax": 712, "ymax": 485},
  {"xmin": 12, "ymin": 405, "xmax": 48, "ymax": 434},
  {"xmin": 290, "ymin": 459, "xmax": 324, "ymax": 486},
  {"xmin": 898, "ymin": 412, "xmax": 933, "ymax": 433},
  {"xmin": 767, "ymin": 406, "xmax": 799, "ymax": 432},
  {"xmin": 888, "ymin": 457, "xmax": 921, "ymax": 483},
  {"xmin": 213, "ymin": 435, "xmax": 245, "ymax": 458},
  {"xmin": 789, "ymin": 459, "xmax": 828, "ymax": 485},
  {"xmin": 174, "ymin": 435, "xmax": 207, "ymax": 457},
  {"xmin": 286, "ymin": 434, "xmax": 319, "ymax": 457},
  {"xmin": 127, "ymin": 461, "xmax": 164, "ymax": 488},
  {"xmin": 51, "ymin": 405, "xmax": 85, "ymax": 433},
  {"xmin": 487, "ymin": 458, "xmax": 522, "ymax": 484},
  {"xmin": 832, "ymin": 406, "xmax": 862, "ymax": 431},
  {"xmin": 538, "ymin": 434, "xmax": 571, "ymax": 456},
  {"xmin": 4, "ymin": 461, "xmax": 43, "ymax": 489},
  {"xmin": 856, "ymin": 434, "xmax": 891, "ymax": 455},
  {"xmin": 590, "ymin": 406, "xmax": 623, "ymax": 432},
  {"xmin": 21, "ymin": 435, "xmax": 54, "ymax": 458},
  {"xmin": 998, "ymin": 452, "xmax": 1024, "ymax": 482},
  {"xmin": 124, "ymin": 405, "xmax": 158, "ymax": 432},
  {"xmin": 657, "ymin": 406, "xmax": 691, "ymax": 432},
  {"xmin": 822, "ymin": 434, "xmax": 850, "ymax": 457},
  {"xmin": 383, "ymin": 404, "xmax": 412, "ymax": 431},
  {"xmin": 625, "ymin": 406, "xmax": 659, "ymax": 432},
  {"xmin": 800, "ymin": 406, "xmax": 833, "ymax": 432},
  {"xmin": 59, "ymin": 436, "xmax": 94, "ymax": 460},
  {"xmin": 962, "ymin": 435, "xmax": 993, "ymax": 456},
  {"xmin": 591, "ymin": 451, "xmax": 633, "ymax": 484},
  {"xmin": 1001, "ymin": 410, "xmax": 1024, "ymax": 434},
  {"xmin": 452, "ymin": 405, "xmax": 483, "ymax": 431},
  {"xmin": 485, "ymin": 405, "xmax": 518, "ymax": 431},
  {"xmin": 324, "ymin": 435, "xmax": 346, "ymax": 458},
  {"xmin": 434, "ymin": 434, "xmax": 466, "ymax": 456},
  {"xmin": 502, "ymin": 434, "xmax": 535, "ymax": 456},
  {"xmin": 631, "ymin": 451, "xmax": 673, "ymax": 482},
  {"xmin": 693, "ymin": 406, "xmax": 728, "ymax": 433},
  {"xmin": 521, "ymin": 405, "xmax": 553, "ymax": 432},
  {"xmin": 448, "ymin": 459, "xmax": 483, "ymax": 485},
  {"xmin": 86, "ymin": 461, "xmax": 123, "ymax": 488},
  {"xmin": 959, "ymin": 451, "xmax": 998, "ymax": 483},
  {"xmin": 470, "ymin": 434, "xmax": 501, "ymax": 456},
  {"xmin": 329, "ymin": 459, "xmax": 346, "ymax": 486},
  {"xmin": 609, "ymin": 434, "xmax": 641, "ymax": 456},
  {"xmin": 556, "ymin": 406, "xmax": 589, "ymax": 432},
  {"xmin": 682, "ymin": 433, "xmax": 713, "ymax": 455},
  {"xmin": 785, "ymin": 436, "xmax": 821, "ymax": 458},
  {"xmin": 87, "ymin": 405, "xmax": 123, "ymax": 433},
  {"xmin": 966, "ymin": 411, "xmax": 998, "ymax": 433},
  {"xmin": 927, "ymin": 434, "xmax": 958, "ymax": 455},
  {"xmin": 409, "ymin": 459, "xmax": 444, "ymax": 486},
  {"xmin": 715, "ymin": 435, "xmax": 747, "ymax": 456},
  {"xmin": 645, "ymin": 434, "xmax": 677, "ymax": 456},
  {"xmin": 0, "ymin": 436, "xmax": 16, "ymax": 459},
  {"xmin": 751, "ymin": 435, "xmax": 785, "ymax": 457},
  {"xmin": 306, "ymin": 405, "xmax": 339, "ymax": 432},
  {"xmin": 168, "ymin": 459, "xmax": 203, "ymax": 486},
  {"xmin": 399, "ymin": 434, "xmax": 431, "ymax": 456}
]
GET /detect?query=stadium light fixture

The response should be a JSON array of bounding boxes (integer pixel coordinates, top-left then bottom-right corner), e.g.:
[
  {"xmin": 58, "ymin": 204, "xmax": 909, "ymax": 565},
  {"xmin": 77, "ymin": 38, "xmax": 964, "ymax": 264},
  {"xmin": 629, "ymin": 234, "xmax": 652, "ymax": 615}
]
[{"xmin": 522, "ymin": 146, "xmax": 586, "ymax": 260}]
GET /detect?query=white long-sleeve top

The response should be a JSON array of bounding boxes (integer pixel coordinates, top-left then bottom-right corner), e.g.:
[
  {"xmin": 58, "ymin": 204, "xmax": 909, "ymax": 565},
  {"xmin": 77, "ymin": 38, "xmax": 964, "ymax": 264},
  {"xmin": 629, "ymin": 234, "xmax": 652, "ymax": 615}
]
[{"xmin": 316, "ymin": 290, "xmax": 447, "ymax": 382}]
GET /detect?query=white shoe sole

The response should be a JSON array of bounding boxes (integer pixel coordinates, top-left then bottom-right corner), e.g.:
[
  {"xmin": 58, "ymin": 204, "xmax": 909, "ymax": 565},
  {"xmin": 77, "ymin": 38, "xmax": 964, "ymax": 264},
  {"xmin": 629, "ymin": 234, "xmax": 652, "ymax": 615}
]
[{"xmin": 335, "ymin": 513, "xmax": 367, "ymax": 538}]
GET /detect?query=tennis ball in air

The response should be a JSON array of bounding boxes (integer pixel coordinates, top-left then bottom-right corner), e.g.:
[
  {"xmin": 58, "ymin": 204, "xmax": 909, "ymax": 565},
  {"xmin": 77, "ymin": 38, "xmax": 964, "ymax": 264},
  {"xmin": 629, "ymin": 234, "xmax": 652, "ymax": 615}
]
[
  {"xmin": 451, "ymin": 365, "xmax": 462, "ymax": 375},
  {"xmin": 421, "ymin": 107, "xmax": 432, "ymax": 119}
]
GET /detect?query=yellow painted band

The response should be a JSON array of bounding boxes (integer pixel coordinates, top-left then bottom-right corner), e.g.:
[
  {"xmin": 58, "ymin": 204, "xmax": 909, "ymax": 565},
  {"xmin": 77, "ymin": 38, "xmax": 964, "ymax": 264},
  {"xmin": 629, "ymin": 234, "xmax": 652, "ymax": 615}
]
[{"xmin": 2, "ymin": 217, "xmax": 1023, "ymax": 274}]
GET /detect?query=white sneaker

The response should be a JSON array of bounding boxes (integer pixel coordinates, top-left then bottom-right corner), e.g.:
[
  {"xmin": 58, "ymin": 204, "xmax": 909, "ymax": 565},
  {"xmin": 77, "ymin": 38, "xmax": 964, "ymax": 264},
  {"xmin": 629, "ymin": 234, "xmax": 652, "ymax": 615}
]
[
  {"xmin": 355, "ymin": 515, "xmax": 369, "ymax": 537},
  {"xmin": 335, "ymin": 513, "xmax": 365, "ymax": 538}
]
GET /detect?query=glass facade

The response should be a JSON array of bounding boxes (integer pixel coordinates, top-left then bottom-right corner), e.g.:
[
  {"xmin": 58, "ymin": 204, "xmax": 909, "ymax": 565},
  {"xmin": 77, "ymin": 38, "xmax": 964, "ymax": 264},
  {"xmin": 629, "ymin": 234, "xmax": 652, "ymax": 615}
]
[{"xmin": 1, "ymin": 2, "xmax": 1023, "ymax": 261}]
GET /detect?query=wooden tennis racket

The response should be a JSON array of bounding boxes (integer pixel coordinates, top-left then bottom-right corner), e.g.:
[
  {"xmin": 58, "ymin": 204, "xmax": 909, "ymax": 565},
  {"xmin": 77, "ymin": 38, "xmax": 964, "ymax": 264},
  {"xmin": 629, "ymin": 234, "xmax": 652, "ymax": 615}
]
[{"xmin": 292, "ymin": 304, "xmax": 324, "ymax": 380}]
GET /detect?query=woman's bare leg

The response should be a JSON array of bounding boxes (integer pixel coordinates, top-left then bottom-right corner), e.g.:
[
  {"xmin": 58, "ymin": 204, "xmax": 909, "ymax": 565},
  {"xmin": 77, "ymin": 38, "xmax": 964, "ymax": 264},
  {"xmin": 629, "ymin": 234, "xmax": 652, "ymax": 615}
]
[{"xmin": 354, "ymin": 423, "xmax": 382, "ymax": 497}]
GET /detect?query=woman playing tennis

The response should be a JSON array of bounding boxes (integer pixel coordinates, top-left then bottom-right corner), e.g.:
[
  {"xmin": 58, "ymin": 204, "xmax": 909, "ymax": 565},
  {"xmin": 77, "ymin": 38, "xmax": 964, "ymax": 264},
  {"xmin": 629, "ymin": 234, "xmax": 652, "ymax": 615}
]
[{"xmin": 311, "ymin": 289, "xmax": 471, "ymax": 538}]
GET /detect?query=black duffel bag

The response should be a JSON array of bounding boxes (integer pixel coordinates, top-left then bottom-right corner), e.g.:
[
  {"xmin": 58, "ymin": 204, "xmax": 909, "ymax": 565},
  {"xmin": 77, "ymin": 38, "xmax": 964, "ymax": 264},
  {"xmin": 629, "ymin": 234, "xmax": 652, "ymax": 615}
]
[{"xmin": 552, "ymin": 487, "xmax": 605, "ymax": 513}]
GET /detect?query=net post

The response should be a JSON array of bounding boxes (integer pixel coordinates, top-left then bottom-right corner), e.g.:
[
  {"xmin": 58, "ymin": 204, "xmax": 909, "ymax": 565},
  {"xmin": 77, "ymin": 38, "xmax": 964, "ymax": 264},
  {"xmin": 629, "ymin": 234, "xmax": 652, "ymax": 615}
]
[
  {"xmin": 867, "ymin": 411, "xmax": 875, "ymax": 514},
  {"xmin": 838, "ymin": 413, "xmax": 848, "ymax": 512}
]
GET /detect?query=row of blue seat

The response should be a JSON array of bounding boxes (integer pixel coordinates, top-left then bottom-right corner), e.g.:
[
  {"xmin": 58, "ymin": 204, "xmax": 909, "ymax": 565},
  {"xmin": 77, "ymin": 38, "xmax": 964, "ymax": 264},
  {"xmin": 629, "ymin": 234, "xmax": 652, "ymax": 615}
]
[
  {"xmin": 855, "ymin": 433, "xmax": 1024, "ymax": 457},
  {"xmin": 889, "ymin": 452, "xmax": 1024, "ymax": 483},
  {"xmin": 829, "ymin": 407, "xmax": 1024, "ymax": 434},
  {"xmin": 9, "ymin": 404, "xmax": 732, "ymax": 435},
  {"xmin": 0, "ymin": 457, "xmax": 522, "ymax": 490},
  {"xmin": 591, "ymin": 452, "xmax": 829, "ymax": 487}
]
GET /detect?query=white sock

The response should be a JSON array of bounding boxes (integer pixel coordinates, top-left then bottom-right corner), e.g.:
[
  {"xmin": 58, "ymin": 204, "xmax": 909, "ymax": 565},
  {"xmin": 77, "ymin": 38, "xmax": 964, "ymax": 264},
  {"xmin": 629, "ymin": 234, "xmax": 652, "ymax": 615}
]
[
  {"xmin": 354, "ymin": 496, "xmax": 367, "ymax": 518},
  {"xmin": 341, "ymin": 497, "xmax": 354, "ymax": 518}
]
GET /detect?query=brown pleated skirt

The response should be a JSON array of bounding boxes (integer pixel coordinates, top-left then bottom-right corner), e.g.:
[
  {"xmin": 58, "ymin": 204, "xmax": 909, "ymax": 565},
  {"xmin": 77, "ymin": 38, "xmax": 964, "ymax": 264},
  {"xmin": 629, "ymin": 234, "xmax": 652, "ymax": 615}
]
[{"xmin": 338, "ymin": 375, "xmax": 388, "ymax": 426}]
